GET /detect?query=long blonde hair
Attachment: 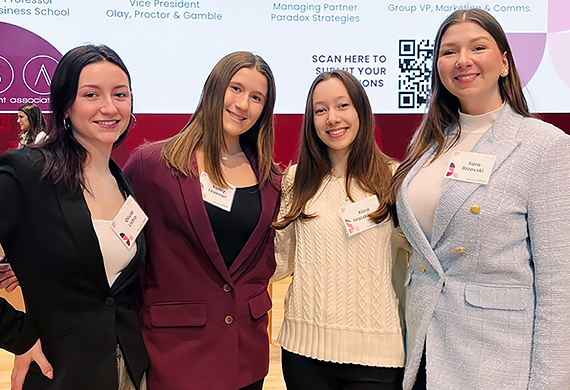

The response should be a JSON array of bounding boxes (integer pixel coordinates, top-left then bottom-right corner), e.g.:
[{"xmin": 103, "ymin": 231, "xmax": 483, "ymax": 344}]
[{"xmin": 161, "ymin": 51, "xmax": 277, "ymax": 187}]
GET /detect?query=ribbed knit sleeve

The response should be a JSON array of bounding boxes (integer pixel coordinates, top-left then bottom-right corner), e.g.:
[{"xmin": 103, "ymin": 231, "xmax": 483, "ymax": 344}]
[{"xmin": 272, "ymin": 165, "xmax": 297, "ymax": 282}]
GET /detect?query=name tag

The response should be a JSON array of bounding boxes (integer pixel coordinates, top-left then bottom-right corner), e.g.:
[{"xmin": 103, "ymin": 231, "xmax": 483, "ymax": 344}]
[
  {"xmin": 110, "ymin": 195, "xmax": 149, "ymax": 249},
  {"xmin": 445, "ymin": 150, "xmax": 496, "ymax": 185},
  {"xmin": 200, "ymin": 171, "xmax": 236, "ymax": 212},
  {"xmin": 339, "ymin": 195, "xmax": 382, "ymax": 237}
]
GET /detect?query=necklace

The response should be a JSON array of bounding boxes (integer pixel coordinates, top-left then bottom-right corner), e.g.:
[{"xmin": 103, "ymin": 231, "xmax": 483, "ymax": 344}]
[{"xmin": 221, "ymin": 149, "xmax": 243, "ymax": 161}]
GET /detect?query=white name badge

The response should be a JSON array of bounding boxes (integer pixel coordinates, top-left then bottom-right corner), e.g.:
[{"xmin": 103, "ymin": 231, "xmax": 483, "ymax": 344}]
[
  {"xmin": 200, "ymin": 171, "xmax": 236, "ymax": 212},
  {"xmin": 444, "ymin": 150, "xmax": 497, "ymax": 185},
  {"xmin": 339, "ymin": 195, "xmax": 381, "ymax": 237},
  {"xmin": 110, "ymin": 195, "xmax": 149, "ymax": 249}
]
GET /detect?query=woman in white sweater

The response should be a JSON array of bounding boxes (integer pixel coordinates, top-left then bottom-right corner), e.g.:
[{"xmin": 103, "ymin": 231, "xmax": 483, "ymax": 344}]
[{"xmin": 272, "ymin": 70, "xmax": 404, "ymax": 389}]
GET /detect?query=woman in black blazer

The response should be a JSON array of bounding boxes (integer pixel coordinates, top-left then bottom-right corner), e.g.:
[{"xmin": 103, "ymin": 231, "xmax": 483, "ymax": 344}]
[{"xmin": 0, "ymin": 45, "xmax": 149, "ymax": 389}]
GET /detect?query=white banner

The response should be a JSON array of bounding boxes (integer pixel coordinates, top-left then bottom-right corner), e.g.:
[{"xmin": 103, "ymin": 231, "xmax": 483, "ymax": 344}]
[{"xmin": 1, "ymin": 0, "xmax": 568, "ymax": 113}]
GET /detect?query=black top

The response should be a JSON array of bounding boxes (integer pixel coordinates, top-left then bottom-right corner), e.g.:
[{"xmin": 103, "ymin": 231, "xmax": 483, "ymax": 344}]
[{"xmin": 205, "ymin": 184, "xmax": 261, "ymax": 268}]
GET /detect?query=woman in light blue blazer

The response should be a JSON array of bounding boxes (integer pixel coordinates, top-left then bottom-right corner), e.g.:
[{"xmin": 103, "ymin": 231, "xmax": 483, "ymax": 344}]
[{"xmin": 390, "ymin": 9, "xmax": 570, "ymax": 390}]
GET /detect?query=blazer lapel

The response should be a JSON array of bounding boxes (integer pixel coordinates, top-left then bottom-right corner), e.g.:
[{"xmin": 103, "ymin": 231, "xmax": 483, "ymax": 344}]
[
  {"xmin": 430, "ymin": 107, "xmax": 523, "ymax": 246},
  {"xmin": 54, "ymin": 182, "xmax": 111, "ymax": 293},
  {"xmin": 228, "ymin": 148, "xmax": 278, "ymax": 278},
  {"xmin": 397, "ymin": 146, "xmax": 444, "ymax": 275},
  {"xmin": 178, "ymin": 156, "xmax": 231, "ymax": 281},
  {"xmin": 177, "ymin": 149, "xmax": 278, "ymax": 282},
  {"xmin": 229, "ymin": 181, "xmax": 278, "ymax": 279}
]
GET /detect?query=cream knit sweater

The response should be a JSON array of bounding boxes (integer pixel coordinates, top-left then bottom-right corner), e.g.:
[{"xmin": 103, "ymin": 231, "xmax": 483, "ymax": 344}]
[{"xmin": 272, "ymin": 165, "xmax": 405, "ymax": 367}]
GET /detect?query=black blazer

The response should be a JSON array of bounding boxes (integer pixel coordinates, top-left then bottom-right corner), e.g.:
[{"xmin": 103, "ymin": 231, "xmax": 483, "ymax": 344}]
[{"xmin": 0, "ymin": 148, "xmax": 149, "ymax": 390}]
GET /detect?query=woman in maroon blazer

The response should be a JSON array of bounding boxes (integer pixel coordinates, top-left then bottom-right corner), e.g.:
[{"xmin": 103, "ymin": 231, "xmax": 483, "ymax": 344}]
[{"xmin": 124, "ymin": 52, "xmax": 279, "ymax": 390}]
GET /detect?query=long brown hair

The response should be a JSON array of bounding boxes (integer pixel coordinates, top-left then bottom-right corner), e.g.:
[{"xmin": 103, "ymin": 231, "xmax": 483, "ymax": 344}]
[
  {"xmin": 160, "ymin": 51, "xmax": 277, "ymax": 188},
  {"xmin": 390, "ymin": 8, "xmax": 532, "ymax": 205},
  {"xmin": 274, "ymin": 70, "xmax": 394, "ymax": 229},
  {"xmin": 18, "ymin": 103, "xmax": 46, "ymax": 145}
]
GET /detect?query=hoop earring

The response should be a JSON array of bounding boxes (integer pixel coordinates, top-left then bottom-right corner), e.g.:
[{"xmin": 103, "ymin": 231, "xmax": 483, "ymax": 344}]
[
  {"xmin": 63, "ymin": 117, "xmax": 72, "ymax": 133},
  {"xmin": 128, "ymin": 113, "xmax": 137, "ymax": 130}
]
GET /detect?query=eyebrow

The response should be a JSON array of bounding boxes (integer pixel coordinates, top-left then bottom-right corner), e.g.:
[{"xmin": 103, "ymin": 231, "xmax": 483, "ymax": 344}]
[
  {"xmin": 313, "ymin": 95, "xmax": 350, "ymax": 106},
  {"xmin": 440, "ymin": 35, "xmax": 492, "ymax": 48},
  {"xmin": 230, "ymin": 80, "xmax": 267, "ymax": 99},
  {"xmin": 78, "ymin": 84, "xmax": 130, "ymax": 89}
]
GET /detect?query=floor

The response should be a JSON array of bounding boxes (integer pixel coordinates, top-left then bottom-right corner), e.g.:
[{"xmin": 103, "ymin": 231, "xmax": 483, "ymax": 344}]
[
  {"xmin": 262, "ymin": 278, "xmax": 290, "ymax": 390},
  {"xmin": 0, "ymin": 278, "xmax": 292, "ymax": 390}
]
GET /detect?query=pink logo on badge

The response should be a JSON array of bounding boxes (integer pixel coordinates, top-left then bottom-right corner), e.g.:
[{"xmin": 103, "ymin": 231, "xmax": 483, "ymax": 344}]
[
  {"xmin": 119, "ymin": 232, "xmax": 131, "ymax": 247},
  {"xmin": 345, "ymin": 219, "xmax": 354, "ymax": 234},
  {"xmin": 446, "ymin": 161, "xmax": 455, "ymax": 177},
  {"xmin": 345, "ymin": 219, "xmax": 359, "ymax": 234},
  {"xmin": 446, "ymin": 161, "xmax": 459, "ymax": 178}
]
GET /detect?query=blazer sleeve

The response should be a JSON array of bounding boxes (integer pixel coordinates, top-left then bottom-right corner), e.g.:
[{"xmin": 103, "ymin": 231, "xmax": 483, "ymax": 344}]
[
  {"xmin": 526, "ymin": 131, "xmax": 570, "ymax": 389},
  {"xmin": 123, "ymin": 147, "xmax": 146, "ymax": 206},
  {"xmin": 271, "ymin": 165, "xmax": 296, "ymax": 283},
  {"xmin": 0, "ymin": 152, "xmax": 40, "ymax": 354}
]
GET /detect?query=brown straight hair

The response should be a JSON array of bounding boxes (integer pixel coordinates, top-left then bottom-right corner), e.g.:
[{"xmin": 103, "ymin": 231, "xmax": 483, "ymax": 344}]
[
  {"xmin": 389, "ymin": 8, "xmax": 532, "ymax": 208},
  {"xmin": 160, "ymin": 51, "xmax": 277, "ymax": 188},
  {"xmin": 18, "ymin": 103, "xmax": 46, "ymax": 145},
  {"xmin": 274, "ymin": 70, "xmax": 394, "ymax": 229}
]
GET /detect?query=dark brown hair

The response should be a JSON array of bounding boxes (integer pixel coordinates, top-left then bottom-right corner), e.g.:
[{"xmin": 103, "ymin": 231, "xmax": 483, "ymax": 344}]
[
  {"xmin": 274, "ymin": 70, "xmax": 394, "ymax": 229},
  {"xmin": 35, "ymin": 44, "xmax": 132, "ymax": 196},
  {"xmin": 18, "ymin": 103, "xmax": 46, "ymax": 145},
  {"xmin": 160, "ymin": 51, "xmax": 277, "ymax": 188},
  {"xmin": 390, "ymin": 8, "xmax": 531, "ymax": 207}
]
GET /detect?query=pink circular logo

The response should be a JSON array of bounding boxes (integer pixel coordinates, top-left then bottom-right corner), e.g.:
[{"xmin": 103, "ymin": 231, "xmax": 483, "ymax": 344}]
[
  {"xmin": 0, "ymin": 56, "xmax": 15, "ymax": 94},
  {"xmin": 0, "ymin": 22, "xmax": 62, "ymax": 112},
  {"xmin": 23, "ymin": 55, "xmax": 59, "ymax": 95}
]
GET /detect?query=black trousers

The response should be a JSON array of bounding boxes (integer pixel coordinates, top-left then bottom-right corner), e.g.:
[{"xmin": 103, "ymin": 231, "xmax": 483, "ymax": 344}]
[
  {"xmin": 281, "ymin": 348, "xmax": 404, "ymax": 390},
  {"xmin": 240, "ymin": 378, "xmax": 264, "ymax": 390},
  {"xmin": 411, "ymin": 351, "xmax": 427, "ymax": 390}
]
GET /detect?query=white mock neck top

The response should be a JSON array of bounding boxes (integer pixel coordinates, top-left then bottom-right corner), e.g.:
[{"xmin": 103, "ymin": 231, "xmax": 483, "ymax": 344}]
[{"xmin": 407, "ymin": 104, "xmax": 504, "ymax": 241}]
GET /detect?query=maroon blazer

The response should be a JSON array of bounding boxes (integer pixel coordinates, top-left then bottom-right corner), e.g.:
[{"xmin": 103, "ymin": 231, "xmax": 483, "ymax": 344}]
[{"xmin": 124, "ymin": 143, "xmax": 279, "ymax": 390}]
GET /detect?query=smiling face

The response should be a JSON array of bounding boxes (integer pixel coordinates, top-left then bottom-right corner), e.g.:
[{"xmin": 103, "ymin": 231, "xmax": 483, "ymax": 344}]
[
  {"xmin": 17, "ymin": 111, "xmax": 30, "ymax": 131},
  {"xmin": 312, "ymin": 77, "xmax": 360, "ymax": 159},
  {"xmin": 222, "ymin": 67, "xmax": 267, "ymax": 145},
  {"xmin": 66, "ymin": 61, "xmax": 131, "ymax": 151},
  {"xmin": 437, "ymin": 21, "xmax": 508, "ymax": 115}
]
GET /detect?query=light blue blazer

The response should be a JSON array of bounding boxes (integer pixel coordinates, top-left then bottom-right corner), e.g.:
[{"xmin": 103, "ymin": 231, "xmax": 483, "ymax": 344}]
[{"xmin": 396, "ymin": 106, "xmax": 570, "ymax": 390}]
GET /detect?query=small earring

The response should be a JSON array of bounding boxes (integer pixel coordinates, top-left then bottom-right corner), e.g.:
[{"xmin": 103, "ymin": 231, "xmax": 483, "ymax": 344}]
[
  {"xmin": 501, "ymin": 69, "xmax": 509, "ymax": 77},
  {"xmin": 128, "ymin": 113, "xmax": 137, "ymax": 130},
  {"xmin": 63, "ymin": 117, "xmax": 72, "ymax": 133}
]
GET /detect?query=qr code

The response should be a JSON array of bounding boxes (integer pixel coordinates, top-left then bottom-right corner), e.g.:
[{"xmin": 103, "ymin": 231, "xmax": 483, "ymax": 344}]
[{"xmin": 398, "ymin": 39, "xmax": 434, "ymax": 109}]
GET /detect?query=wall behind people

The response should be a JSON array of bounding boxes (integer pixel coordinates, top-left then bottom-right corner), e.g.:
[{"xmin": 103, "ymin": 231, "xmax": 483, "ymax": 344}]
[{"xmin": 0, "ymin": 112, "xmax": 567, "ymax": 165}]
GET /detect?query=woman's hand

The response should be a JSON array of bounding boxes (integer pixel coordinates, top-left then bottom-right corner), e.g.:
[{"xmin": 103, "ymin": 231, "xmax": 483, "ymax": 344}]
[{"xmin": 11, "ymin": 339, "xmax": 53, "ymax": 390}]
